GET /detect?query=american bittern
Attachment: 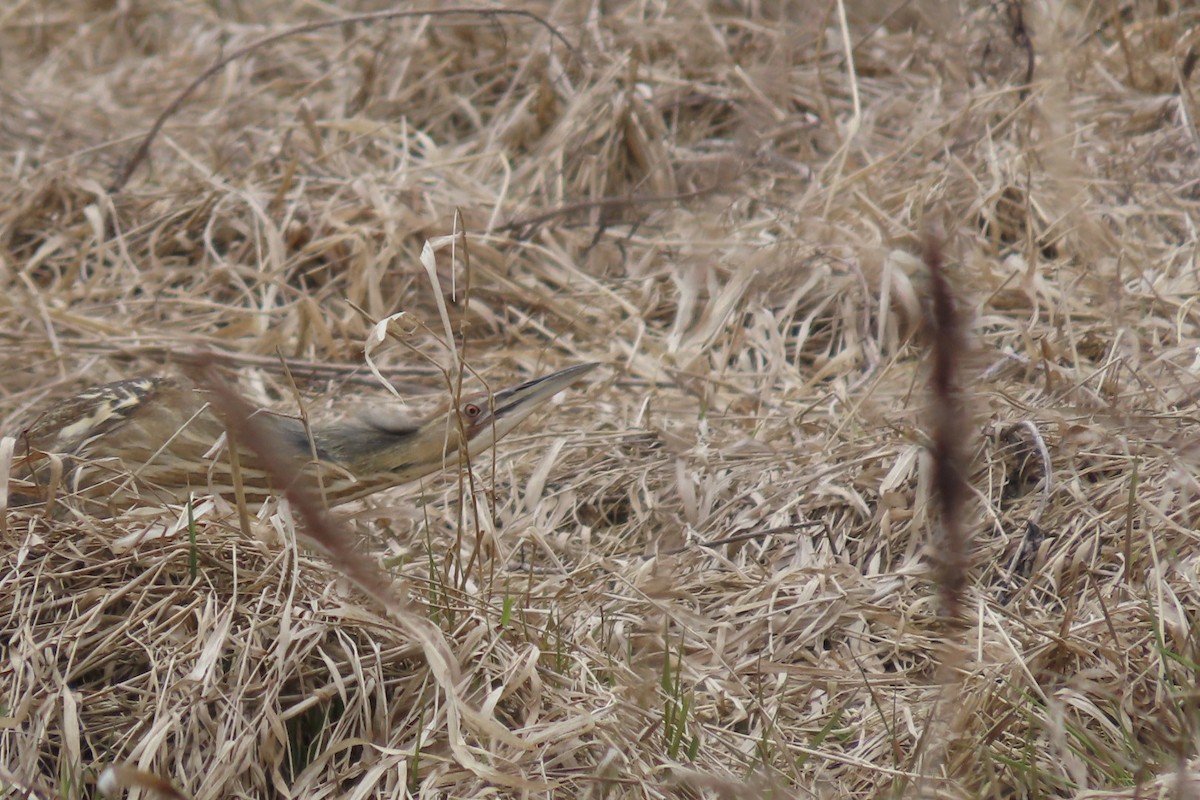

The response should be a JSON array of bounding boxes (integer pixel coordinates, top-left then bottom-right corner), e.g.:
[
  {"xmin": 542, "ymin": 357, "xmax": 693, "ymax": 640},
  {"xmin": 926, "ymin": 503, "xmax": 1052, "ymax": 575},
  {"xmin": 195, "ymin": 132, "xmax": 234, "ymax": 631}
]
[{"xmin": 9, "ymin": 363, "xmax": 598, "ymax": 514}]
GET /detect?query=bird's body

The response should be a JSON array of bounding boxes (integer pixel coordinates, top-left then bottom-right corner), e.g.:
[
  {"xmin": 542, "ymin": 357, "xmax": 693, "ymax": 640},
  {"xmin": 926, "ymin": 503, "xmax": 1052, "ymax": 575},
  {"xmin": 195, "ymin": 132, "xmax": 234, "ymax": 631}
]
[{"xmin": 9, "ymin": 364, "xmax": 597, "ymax": 514}]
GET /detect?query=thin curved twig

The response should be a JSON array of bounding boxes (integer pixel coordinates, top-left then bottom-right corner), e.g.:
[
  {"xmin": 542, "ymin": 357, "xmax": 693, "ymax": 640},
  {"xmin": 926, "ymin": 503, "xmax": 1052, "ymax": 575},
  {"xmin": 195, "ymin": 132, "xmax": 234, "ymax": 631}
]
[{"xmin": 110, "ymin": 8, "xmax": 578, "ymax": 192}]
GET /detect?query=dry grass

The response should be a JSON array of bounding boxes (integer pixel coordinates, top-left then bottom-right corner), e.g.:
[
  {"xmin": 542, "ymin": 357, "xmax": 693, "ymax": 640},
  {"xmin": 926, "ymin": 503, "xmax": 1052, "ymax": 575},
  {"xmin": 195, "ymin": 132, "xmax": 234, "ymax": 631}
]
[{"xmin": 3, "ymin": 0, "xmax": 1200, "ymax": 797}]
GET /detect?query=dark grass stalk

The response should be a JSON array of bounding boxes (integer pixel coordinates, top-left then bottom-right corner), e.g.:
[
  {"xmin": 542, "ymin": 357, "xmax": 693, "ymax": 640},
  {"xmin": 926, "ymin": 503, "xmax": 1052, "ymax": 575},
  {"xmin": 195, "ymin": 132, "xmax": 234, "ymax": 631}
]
[
  {"xmin": 918, "ymin": 227, "xmax": 976, "ymax": 790},
  {"xmin": 924, "ymin": 231, "xmax": 971, "ymax": 621},
  {"xmin": 195, "ymin": 358, "xmax": 416, "ymax": 622}
]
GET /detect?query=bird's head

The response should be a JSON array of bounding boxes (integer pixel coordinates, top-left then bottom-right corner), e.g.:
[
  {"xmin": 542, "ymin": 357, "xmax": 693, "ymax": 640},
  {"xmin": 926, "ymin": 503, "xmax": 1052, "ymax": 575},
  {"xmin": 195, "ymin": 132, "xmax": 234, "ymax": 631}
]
[
  {"xmin": 450, "ymin": 361, "xmax": 600, "ymax": 456},
  {"xmin": 321, "ymin": 362, "xmax": 600, "ymax": 482}
]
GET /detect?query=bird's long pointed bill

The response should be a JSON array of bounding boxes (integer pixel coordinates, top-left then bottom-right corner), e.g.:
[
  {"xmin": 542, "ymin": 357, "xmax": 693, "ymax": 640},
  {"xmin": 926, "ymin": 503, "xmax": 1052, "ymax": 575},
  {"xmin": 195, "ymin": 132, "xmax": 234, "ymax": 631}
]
[{"xmin": 471, "ymin": 362, "xmax": 600, "ymax": 448}]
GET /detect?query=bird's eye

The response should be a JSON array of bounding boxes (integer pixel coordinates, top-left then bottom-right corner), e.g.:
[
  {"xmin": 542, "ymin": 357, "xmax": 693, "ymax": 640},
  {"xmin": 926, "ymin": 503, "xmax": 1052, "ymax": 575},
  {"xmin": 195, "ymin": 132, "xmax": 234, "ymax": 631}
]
[{"xmin": 463, "ymin": 403, "xmax": 482, "ymax": 419}]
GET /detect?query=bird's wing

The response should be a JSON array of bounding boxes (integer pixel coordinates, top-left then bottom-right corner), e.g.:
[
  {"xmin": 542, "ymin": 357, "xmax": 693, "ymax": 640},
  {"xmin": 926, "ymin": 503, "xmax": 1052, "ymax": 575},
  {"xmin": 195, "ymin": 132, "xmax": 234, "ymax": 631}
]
[
  {"xmin": 358, "ymin": 404, "xmax": 422, "ymax": 435},
  {"xmin": 10, "ymin": 377, "xmax": 214, "ymax": 508},
  {"xmin": 18, "ymin": 378, "xmax": 183, "ymax": 457}
]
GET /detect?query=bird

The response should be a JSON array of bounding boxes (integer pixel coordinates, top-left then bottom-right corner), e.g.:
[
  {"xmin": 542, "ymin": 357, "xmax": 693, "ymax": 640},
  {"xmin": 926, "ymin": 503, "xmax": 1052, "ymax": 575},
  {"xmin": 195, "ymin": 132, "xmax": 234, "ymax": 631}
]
[{"xmin": 8, "ymin": 363, "xmax": 599, "ymax": 515}]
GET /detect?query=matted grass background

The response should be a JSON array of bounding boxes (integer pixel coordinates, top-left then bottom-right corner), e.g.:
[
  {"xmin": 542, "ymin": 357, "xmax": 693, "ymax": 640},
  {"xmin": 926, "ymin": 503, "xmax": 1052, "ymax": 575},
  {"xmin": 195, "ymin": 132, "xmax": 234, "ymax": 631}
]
[{"xmin": 2, "ymin": 1, "xmax": 1200, "ymax": 797}]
